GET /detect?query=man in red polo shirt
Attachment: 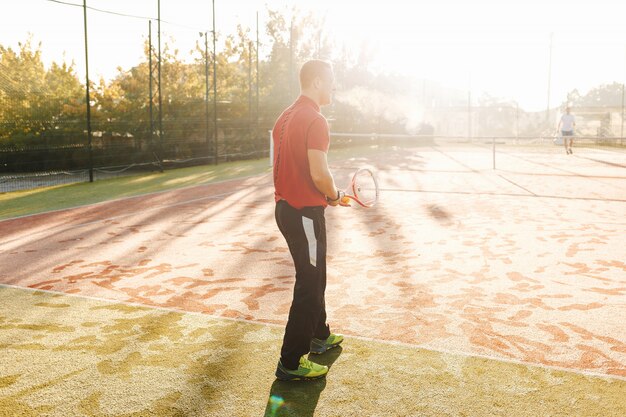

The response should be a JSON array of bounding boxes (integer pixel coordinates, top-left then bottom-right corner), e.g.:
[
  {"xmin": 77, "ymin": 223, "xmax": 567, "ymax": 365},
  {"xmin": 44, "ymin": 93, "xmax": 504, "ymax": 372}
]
[{"xmin": 273, "ymin": 60, "xmax": 347, "ymax": 381}]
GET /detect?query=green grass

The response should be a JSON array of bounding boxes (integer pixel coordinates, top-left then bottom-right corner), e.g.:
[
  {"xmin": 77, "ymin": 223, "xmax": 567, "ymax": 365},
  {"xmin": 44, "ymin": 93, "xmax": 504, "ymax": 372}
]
[
  {"xmin": 1, "ymin": 285, "xmax": 624, "ymax": 417},
  {"xmin": 0, "ymin": 143, "xmax": 387, "ymax": 221},
  {"xmin": 0, "ymin": 158, "xmax": 272, "ymax": 221}
]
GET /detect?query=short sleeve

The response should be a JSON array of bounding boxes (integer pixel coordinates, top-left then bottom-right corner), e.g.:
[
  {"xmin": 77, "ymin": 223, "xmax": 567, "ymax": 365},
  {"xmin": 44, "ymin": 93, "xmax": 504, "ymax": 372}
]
[{"xmin": 306, "ymin": 117, "xmax": 330, "ymax": 152}]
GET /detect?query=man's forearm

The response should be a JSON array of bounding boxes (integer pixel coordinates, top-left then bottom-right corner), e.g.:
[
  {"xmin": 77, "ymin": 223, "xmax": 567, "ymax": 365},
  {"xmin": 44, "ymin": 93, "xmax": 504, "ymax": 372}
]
[{"xmin": 312, "ymin": 171, "xmax": 338, "ymax": 200}]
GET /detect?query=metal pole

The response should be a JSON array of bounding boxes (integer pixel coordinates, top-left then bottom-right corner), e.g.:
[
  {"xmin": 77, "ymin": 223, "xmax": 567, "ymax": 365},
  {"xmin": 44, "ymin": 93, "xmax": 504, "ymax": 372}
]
[
  {"xmin": 158, "ymin": 0, "xmax": 164, "ymax": 162},
  {"xmin": 149, "ymin": 21, "xmax": 162, "ymax": 173},
  {"xmin": 212, "ymin": 0, "xmax": 218, "ymax": 165},
  {"xmin": 468, "ymin": 90, "xmax": 472, "ymax": 139},
  {"xmin": 256, "ymin": 11, "xmax": 260, "ymax": 146},
  {"xmin": 619, "ymin": 83, "xmax": 624, "ymax": 143},
  {"xmin": 82, "ymin": 0, "xmax": 93, "ymax": 182},
  {"xmin": 546, "ymin": 32, "xmax": 553, "ymax": 128},
  {"xmin": 205, "ymin": 32, "xmax": 210, "ymax": 161},
  {"xmin": 492, "ymin": 136, "xmax": 496, "ymax": 170},
  {"xmin": 149, "ymin": 21, "xmax": 154, "ymax": 156},
  {"xmin": 248, "ymin": 41, "xmax": 253, "ymax": 125},
  {"xmin": 467, "ymin": 74, "xmax": 472, "ymax": 139},
  {"xmin": 515, "ymin": 102, "xmax": 519, "ymax": 143}
]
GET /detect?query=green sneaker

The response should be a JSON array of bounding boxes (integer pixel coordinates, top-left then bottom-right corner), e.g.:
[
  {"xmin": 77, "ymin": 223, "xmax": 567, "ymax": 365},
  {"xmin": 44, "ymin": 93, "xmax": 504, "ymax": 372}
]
[
  {"xmin": 310, "ymin": 333, "xmax": 344, "ymax": 354},
  {"xmin": 275, "ymin": 355, "xmax": 329, "ymax": 381}
]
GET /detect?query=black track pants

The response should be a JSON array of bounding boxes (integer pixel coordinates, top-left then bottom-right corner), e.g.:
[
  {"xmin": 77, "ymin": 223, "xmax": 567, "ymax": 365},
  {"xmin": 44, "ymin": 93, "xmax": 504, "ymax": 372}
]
[{"xmin": 275, "ymin": 200, "xmax": 331, "ymax": 370}]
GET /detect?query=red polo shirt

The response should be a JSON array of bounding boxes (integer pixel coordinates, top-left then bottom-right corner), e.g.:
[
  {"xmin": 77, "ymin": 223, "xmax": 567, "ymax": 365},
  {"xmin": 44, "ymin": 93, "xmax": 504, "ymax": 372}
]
[{"xmin": 273, "ymin": 95, "xmax": 330, "ymax": 209}]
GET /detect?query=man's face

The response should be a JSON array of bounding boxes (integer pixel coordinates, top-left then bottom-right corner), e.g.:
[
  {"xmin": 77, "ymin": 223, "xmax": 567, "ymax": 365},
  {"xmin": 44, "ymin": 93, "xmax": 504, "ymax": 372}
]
[{"xmin": 318, "ymin": 68, "xmax": 335, "ymax": 106}]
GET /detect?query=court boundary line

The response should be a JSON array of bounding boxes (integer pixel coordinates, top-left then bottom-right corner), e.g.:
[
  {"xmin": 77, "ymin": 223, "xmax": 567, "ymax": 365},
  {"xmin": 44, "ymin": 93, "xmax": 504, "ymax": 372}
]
[
  {"xmin": 2, "ymin": 176, "xmax": 624, "ymax": 248},
  {"xmin": 379, "ymin": 188, "xmax": 626, "ymax": 203},
  {"xmin": 6, "ymin": 180, "xmax": 622, "ymax": 247},
  {"xmin": 0, "ymin": 171, "xmax": 271, "ymax": 224},
  {"xmin": 5, "ymin": 152, "xmax": 623, "ymax": 226},
  {"xmin": 373, "ymin": 167, "xmax": 626, "ymax": 179},
  {"xmin": 576, "ymin": 155, "xmax": 626, "ymax": 169},
  {"xmin": 1, "ymin": 283, "xmax": 624, "ymax": 383},
  {"xmin": 495, "ymin": 147, "xmax": 618, "ymax": 179},
  {"xmin": 497, "ymin": 174, "xmax": 538, "ymax": 196}
]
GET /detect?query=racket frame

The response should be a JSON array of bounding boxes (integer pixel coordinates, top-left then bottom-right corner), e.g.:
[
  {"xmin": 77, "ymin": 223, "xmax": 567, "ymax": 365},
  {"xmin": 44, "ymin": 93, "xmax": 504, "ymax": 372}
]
[{"xmin": 343, "ymin": 168, "xmax": 379, "ymax": 207}]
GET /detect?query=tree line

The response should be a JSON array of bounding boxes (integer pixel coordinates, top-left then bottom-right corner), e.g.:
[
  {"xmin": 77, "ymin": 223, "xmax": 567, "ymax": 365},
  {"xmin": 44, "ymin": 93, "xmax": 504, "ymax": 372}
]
[{"xmin": 1, "ymin": 7, "xmax": 623, "ymax": 168}]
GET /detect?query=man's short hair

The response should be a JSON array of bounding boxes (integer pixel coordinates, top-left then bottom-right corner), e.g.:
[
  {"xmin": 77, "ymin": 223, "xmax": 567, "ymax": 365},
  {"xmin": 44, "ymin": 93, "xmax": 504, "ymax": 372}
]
[{"xmin": 299, "ymin": 60, "xmax": 332, "ymax": 89}]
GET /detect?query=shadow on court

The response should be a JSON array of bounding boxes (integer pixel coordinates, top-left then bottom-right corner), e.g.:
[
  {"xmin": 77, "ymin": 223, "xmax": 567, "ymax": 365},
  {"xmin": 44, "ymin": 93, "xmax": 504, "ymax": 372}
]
[
  {"xmin": 263, "ymin": 347, "xmax": 343, "ymax": 417},
  {"xmin": 425, "ymin": 203, "xmax": 453, "ymax": 223}
]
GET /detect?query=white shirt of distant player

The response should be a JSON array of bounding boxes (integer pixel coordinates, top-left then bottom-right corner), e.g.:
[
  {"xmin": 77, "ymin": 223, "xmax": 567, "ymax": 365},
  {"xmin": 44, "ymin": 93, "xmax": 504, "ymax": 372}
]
[{"xmin": 560, "ymin": 113, "xmax": 576, "ymax": 132}]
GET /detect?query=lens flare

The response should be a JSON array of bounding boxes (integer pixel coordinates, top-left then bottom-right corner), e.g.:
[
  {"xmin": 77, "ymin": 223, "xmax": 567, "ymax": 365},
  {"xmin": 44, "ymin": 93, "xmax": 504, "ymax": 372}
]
[{"xmin": 267, "ymin": 395, "xmax": 285, "ymax": 416}]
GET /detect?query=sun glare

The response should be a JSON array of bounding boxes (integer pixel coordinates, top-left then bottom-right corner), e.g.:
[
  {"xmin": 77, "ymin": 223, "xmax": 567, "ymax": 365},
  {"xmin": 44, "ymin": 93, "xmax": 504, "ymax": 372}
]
[{"xmin": 1, "ymin": 0, "xmax": 625, "ymax": 112}]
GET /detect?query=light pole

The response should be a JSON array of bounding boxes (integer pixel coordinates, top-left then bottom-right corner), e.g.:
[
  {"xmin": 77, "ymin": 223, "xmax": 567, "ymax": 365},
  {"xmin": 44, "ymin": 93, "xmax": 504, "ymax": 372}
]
[
  {"xmin": 212, "ymin": 0, "xmax": 218, "ymax": 165},
  {"xmin": 157, "ymin": 0, "xmax": 164, "ymax": 160},
  {"xmin": 546, "ymin": 32, "xmax": 553, "ymax": 129},
  {"xmin": 256, "ymin": 11, "xmax": 260, "ymax": 145},
  {"xmin": 200, "ymin": 31, "xmax": 210, "ymax": 161}
]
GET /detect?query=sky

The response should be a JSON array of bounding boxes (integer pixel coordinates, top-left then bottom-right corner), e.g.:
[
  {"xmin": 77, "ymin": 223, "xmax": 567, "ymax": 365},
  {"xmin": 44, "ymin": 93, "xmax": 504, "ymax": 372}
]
[{"xmin": 1, "ymin": 0, "xmax": 626, "ymax": 111}]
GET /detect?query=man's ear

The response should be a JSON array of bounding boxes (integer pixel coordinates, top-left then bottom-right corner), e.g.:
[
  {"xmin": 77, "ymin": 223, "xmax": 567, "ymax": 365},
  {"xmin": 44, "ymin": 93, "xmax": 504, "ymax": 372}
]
[{"xmin": 313, "ymin": 76, "xmax": 321, "ymax": 90}]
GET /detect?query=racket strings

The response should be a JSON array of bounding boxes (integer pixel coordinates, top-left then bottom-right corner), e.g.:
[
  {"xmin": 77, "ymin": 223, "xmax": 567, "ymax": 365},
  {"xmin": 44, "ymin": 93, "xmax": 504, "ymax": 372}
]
[{"xmin": 353, "ymin": 170, "xmax": 378, "ymax": 205}]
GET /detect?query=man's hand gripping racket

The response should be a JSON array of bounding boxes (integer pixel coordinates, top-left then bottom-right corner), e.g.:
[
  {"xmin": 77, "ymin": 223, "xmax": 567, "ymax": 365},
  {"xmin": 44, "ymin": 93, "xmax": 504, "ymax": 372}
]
[{"xmin": 339, "ymin": 168, "xmax": 379, "ymax": 208}]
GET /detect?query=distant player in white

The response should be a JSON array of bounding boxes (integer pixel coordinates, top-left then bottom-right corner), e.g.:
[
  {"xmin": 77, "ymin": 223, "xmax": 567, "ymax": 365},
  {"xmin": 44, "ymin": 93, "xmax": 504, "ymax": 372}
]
[{"xmin": 557, "ymin": 107, "xmax": 576, "ymax": 154}]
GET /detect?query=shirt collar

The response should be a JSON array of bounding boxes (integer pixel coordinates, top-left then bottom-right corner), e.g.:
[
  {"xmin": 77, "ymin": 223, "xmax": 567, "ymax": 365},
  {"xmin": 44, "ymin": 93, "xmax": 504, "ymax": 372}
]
[{"xmin": 297, "ymin": 95, "xmax": 320, "ymax": 112}]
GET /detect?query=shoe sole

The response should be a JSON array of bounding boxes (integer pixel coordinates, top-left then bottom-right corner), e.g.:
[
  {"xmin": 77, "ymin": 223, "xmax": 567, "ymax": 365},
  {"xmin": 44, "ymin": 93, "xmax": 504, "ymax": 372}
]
[
  {"xmin": 309, "ymin": 342, "xmax": 342, "ymax": 355},
  {"xmin": 275, "ymin": 373, "xmax": 327, "ymax": 381},
  {"xmin": 275, "ymin": 369, "xmax": 327, "ymax": 381}
]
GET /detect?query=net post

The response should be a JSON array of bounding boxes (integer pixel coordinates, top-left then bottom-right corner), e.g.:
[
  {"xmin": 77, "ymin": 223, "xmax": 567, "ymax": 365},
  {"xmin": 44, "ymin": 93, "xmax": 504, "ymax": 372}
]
[
  {"xmin": 492, "ymin": 137, "xmax": 496, "ymax": 170},
  {"xmin": 619, "ymin": 83, "xmax": 624, "ymax": 145}
]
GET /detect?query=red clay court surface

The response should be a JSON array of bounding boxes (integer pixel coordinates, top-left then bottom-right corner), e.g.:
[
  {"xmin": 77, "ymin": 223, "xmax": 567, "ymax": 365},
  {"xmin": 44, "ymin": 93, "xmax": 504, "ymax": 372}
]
[{"xmin": 1, "ymin": 145, "xmax": 625, "ymax": 379}]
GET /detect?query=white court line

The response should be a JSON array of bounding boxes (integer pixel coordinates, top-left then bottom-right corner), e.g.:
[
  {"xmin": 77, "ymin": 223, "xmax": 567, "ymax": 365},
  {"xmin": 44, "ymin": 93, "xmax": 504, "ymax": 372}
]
[
  {"xmin": 1, "ymin": 283, "xmax": 624, "ymax": 383},
  {"xmin": 379, "ymin": 187, "xmax": 626, "ymax": 203}
]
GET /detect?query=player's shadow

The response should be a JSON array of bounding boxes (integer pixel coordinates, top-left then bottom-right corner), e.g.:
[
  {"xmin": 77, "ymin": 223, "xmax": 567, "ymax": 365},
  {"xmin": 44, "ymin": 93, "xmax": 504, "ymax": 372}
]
[{"xmin": 263, "ymin": 347, "xmax": 343, "ymax": 417}]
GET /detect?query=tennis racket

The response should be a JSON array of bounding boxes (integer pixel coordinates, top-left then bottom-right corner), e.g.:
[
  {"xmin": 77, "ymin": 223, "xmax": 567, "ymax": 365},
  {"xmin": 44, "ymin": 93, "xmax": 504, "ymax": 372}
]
[{"xmin": 340, "ymin": 168, "xmax": 379, "ymax": 207}]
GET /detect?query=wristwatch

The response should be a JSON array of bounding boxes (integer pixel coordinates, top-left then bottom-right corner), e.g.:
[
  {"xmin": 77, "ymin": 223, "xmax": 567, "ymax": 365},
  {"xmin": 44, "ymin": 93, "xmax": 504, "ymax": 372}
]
[{"xmin": 327, "ymin": 190, "xmax": 345, "ymax": 202}]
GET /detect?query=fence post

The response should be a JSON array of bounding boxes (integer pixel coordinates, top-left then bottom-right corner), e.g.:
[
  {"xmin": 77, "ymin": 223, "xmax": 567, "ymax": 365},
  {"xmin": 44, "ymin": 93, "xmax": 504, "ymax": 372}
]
[
  {"xmin": 204, "ymin": 31, "xmax": 210, "ymax": 164},
  {"xmin": 82, "ymin": 0, "xmax": 93, "ymax": 182},
  {"xmin": 157, "ymin": 0, "xmax": 164, "ymax": 165},
  {"xmin": 212, "ymin": 0, "xmax": 218, "ymax": 165}
]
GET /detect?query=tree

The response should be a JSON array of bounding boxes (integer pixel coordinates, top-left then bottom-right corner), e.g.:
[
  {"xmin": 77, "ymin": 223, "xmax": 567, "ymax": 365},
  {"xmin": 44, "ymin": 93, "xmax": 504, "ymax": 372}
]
[
  {"xmin": 476, "ymin": 93, "xmax": 519, "ymax": 137},
  {"xmin": 0, "ymin": 37, "xmax": 85, "ymax": 146},
  {"xmin": 564, "ymin": 82, "xmax": 624, "ymax": 108}
]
